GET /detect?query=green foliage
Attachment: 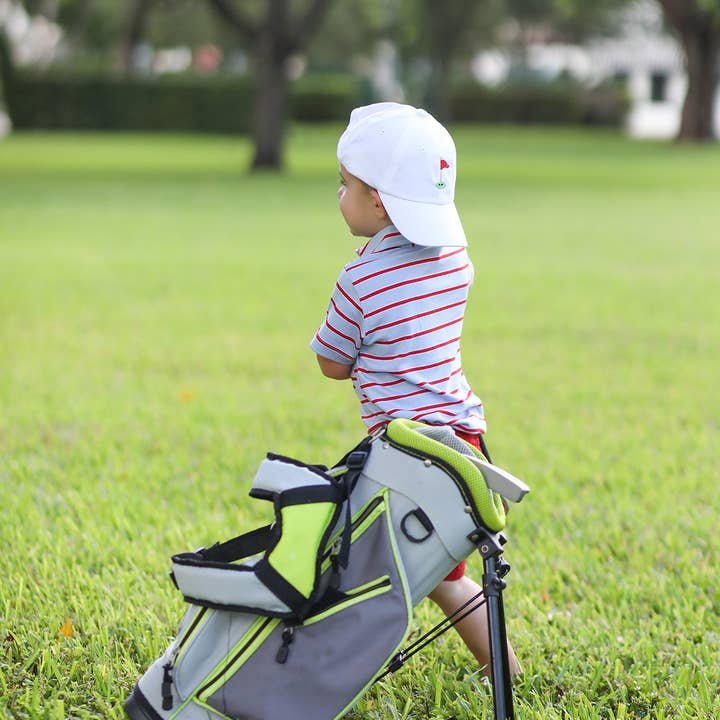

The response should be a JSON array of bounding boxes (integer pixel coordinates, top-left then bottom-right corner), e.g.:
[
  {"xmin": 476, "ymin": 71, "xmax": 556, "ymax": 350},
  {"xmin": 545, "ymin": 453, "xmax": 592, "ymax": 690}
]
[
  {"xmin": 505, "ymin": 0, "xmax": 628, "ymax": 39},
  {"xmin": 5, "ymin": 72, "xmax": 364, "ymax": 132},
  {"xmin": 450, "ymin": 79, "xmax": 629, "ymax": 126},
  {"xmin": 144, "ymin": 1, "xmax": 230, "ymax": 51},
  {"xmin": 5, "ymin": 66, "xmax": 627, "ymax": 132},
  {"xmin": 696, "ymin": 0, "xmax": 720, "ymax": 20},
  {"xmin": 5, "ymin": 72, "xmax": 254, "ymax": 133},
  {"xmin": 57, "ymin": 0, "xmax": 128, "ymax": 52},
  {"xmin": 290, "ymin": 74, "xmax": 369, "ymax": 121},
  {"xmin": 1, "ymin": 128, "xmax": 719, "ymax": 718}
]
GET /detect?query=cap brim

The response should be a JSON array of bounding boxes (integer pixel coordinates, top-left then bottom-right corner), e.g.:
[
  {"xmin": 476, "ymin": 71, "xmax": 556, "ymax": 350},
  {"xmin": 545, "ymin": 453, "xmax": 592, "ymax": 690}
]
[{"xmin": 378, "ymin": 191, "xmax": 467, "ymax": 248}]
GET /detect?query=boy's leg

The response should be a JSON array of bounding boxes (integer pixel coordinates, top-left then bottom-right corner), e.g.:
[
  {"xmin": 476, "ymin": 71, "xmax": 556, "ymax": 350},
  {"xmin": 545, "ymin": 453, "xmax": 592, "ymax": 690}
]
[
  {"xmin": 428, "ymin": 576, "xmax": 521, "ymax": 678},
  {"xmin": 430, "ymin": 429, "xmax": 519, "ymax": 676}
]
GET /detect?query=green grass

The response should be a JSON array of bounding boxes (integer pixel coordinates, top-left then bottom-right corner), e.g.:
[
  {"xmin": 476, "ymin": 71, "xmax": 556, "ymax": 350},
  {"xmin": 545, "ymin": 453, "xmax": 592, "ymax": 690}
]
[{"xmin": 1, "ymin": 126, "xmax": 719, "ymax": 720}]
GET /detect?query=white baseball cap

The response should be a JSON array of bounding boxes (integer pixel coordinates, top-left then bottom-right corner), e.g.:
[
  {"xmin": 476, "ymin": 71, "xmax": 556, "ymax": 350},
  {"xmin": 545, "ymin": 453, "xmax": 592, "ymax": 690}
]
[{"xmin": 337, "ymin": 102, "xmax": 467, "ymax": 248}]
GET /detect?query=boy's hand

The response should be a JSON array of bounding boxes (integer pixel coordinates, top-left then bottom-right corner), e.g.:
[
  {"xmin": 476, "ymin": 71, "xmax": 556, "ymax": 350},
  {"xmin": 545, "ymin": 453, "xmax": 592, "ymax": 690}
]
[{"xmin": 316, "ymin": 354, "xmax": 353, "ymax": 380}]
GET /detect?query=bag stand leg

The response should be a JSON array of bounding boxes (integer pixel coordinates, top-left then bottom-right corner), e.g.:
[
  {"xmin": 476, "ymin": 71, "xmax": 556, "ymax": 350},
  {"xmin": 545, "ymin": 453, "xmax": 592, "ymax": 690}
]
[{"xmin": 476, "ymin": 528, "xmax": 515, "ymax": 720}]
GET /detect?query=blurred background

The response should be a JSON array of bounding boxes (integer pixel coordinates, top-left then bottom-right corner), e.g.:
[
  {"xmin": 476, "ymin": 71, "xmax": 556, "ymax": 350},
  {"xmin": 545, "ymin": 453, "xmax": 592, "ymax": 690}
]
[{"xmin": 0, "ymin": 0, "xmax": 718, "ymax": 166}]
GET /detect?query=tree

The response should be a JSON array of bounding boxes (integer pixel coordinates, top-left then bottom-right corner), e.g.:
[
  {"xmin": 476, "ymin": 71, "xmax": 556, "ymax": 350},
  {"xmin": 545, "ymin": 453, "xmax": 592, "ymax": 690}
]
[
  {"xmin": 117, "ymin": 0, "xmax": 155, "ymax": 73},
  {"xmin": 419, "ymin": 0, "xmax": 496, "ymax": 121},
  {"xmin": 377, "ymin": 0, "xmax": 628, "ymax": 121},
  {"xmin": 0, "ymin": 28, "xmax": 13, "ymax": 118},
  {"xmin": 656, "ymin": 0, "xmax": 720, "ymax": 140},
  {"xmin": 207, "ymin": 0, "xmax": 333, "ymax": 170}
]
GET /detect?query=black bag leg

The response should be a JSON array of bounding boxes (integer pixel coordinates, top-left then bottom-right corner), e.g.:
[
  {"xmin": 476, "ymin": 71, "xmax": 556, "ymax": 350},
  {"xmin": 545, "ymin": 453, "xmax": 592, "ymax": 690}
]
[{"xmin": 477, "ymin": 530, "xmax": 515, "ymax": 720}]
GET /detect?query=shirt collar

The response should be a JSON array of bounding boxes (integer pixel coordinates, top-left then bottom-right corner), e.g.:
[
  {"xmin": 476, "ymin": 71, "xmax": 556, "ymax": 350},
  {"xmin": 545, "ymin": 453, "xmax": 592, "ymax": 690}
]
[{"xmin": 356, "ymin": 225, "xmax": 409, "ymax": 257}]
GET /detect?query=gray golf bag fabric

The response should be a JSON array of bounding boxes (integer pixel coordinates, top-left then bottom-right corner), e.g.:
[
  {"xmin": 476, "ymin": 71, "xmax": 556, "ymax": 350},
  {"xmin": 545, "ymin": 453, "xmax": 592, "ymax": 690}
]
[{"xmin": 125, "ymin": 419, "xmax": 509, "ymax": 720}]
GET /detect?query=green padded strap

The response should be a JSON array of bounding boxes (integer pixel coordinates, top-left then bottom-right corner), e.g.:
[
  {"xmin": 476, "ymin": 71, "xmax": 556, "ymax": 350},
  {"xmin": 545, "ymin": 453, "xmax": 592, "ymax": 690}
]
[{"xmin": 385, "ymin": 419, "xmax": 506, "ymax": 532}]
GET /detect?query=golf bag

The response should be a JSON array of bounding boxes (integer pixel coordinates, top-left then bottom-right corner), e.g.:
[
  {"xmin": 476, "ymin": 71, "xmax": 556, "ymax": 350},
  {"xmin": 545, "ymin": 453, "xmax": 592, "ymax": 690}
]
[{"xmin": 125, "ymin": 419, "xmax": 529, "ymax": 720}]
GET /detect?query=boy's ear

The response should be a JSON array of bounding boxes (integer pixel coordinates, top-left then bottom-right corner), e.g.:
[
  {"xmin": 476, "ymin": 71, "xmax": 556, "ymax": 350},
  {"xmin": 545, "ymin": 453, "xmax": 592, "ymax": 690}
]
[{"xmin": 369, "ymin": 189, "xmax": 390, "ymax": 220}]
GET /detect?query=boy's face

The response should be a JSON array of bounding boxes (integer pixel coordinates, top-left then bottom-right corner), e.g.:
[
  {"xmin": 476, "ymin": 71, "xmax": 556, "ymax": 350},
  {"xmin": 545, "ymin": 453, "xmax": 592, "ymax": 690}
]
[{"xmin": 337, "ymin": 165, "xmax": 390, "ymax": 237}]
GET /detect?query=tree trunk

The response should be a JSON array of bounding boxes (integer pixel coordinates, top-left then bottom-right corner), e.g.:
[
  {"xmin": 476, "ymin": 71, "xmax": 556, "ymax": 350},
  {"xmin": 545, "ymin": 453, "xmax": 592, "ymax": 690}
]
[
  {"xmin": 117, "ymin": 0, "xmax": 155, "ymax": 74},
  {"xmin": 0, "ymin": 29, "xmax": 14, "ymax": 117},
  {"xmin": 427, "ymin": 57, "xmax": 452, "ymax": 123},
  {"xmin": 422, "ymin": 0, "xmax": 479, "ymax": 122},
  {"xmin": 251, "ymin": 35, "xmax": 289, "ymax": 170},
  {"xmin": 424, "ymin": 0, "xmax": 452, "ymax": 121},
  {"xmin": 677, "ymin": 23, "xmax": 719, "ymax": 140},
  {"xmin": 206, "ymin": 0, "xmax": 332, "ymax": 171},
  {"xmin": 65, "ymin": 0, "xmax": 95, "ymax": 58}
]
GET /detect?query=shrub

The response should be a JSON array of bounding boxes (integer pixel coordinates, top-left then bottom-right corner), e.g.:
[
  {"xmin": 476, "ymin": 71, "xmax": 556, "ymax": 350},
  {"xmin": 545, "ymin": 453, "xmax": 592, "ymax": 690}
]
[
  {"xmin": 6, "ymin": 72, "xmax": 254, "ymax": 133},
  {"xmin": 5, "ymin": 70, "xmax": 363, "ymax": 133},
  {"xmin": 290, "ymin": 74, "xmax": 366, "ymax": 122},
  {"xmin": 450, "ymin": 79, "xmax": 628, "ymax": 126}
]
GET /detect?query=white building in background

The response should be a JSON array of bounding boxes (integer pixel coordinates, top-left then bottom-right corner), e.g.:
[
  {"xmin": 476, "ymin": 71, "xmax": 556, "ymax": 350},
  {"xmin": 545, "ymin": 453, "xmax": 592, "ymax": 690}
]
[{"xmin": 472, "ymin": 1, "xmax": 720, "ymax": 139}]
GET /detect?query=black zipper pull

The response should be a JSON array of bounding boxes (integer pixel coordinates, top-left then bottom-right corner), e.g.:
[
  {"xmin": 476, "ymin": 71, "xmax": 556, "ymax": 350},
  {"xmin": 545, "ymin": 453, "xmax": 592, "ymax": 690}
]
[
  {"xmin": 161, "ymin": 662, "xmax": 174, "ymax": 710},
  {"xmin": 275, "ymin": 625, "xmax": 295, "ymax": 664}
]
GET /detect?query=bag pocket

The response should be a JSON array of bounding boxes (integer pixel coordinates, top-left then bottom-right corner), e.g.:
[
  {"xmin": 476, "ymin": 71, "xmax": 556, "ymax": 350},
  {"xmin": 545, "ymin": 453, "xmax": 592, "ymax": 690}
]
[
  {"xmin": 172, "ymin": 608, "xmax": 261, "ymax": 702},
  {"xmin": 199, "ymin": 490, "xmax": 413, "ymax": 720}
]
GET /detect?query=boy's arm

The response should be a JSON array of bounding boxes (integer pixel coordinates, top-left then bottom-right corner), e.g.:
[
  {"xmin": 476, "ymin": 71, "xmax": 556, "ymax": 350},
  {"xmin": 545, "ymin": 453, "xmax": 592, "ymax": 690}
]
[
  {"xmin": 311, "ymin": 267, "xmax": 363, "ymax": 380},
  {"xmin": 316, "ymin": 354, "xmax": 353, "ymax": 380}
]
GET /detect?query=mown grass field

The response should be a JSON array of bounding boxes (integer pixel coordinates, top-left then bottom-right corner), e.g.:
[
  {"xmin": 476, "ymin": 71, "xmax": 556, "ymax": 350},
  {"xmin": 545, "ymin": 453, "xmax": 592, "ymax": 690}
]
[{"xmin": 1, "ymin": 126, "xmax": 719, "ymax": 720}]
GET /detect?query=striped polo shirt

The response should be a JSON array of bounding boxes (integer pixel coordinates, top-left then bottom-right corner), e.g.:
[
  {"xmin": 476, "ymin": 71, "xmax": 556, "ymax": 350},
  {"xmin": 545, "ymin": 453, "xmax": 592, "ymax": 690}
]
[{"xmin": 311, "ymin": 225, "xmax": 485, "ymax": 435}]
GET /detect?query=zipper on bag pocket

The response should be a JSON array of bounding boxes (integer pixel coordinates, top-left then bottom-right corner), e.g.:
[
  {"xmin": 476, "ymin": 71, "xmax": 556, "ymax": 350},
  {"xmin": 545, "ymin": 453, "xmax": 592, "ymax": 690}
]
[
  {"xmin": 196, "ymin": 616, "xmax": 278, "ymax": 703},
  {"xmin": 304, "ymin": 575, "xmax": 392, "ymax": 627},
  {"xmin": 323, "ymin": 493, "xmax": 385, "ymax": 573},
  {"xmin": 159, "ymin": 606, "xmax": 210, "ymax": 711},
  {"xmin": 173, "ymin": 606, "xmax": 208, "ymax": 663}
]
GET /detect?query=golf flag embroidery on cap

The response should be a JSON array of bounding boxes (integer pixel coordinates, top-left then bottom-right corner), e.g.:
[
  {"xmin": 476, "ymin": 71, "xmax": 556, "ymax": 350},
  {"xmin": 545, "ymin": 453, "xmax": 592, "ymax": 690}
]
[{"xmin": 437, "ymin": 159, "xmax": 450, "ymax": 189}]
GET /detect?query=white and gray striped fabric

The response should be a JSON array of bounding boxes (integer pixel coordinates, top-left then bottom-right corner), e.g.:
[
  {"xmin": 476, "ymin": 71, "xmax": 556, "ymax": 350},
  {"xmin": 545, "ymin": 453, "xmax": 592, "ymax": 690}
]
[{"xmin": 311, "ymin": 225, "xmax": 485, "ymax": 435}]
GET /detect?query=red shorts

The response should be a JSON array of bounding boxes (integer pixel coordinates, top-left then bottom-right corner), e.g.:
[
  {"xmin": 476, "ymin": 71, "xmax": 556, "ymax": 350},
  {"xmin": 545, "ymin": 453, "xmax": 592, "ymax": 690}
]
[{"xmin": 442, "ymin": 429, "xmax": 483, "ymax": 581}]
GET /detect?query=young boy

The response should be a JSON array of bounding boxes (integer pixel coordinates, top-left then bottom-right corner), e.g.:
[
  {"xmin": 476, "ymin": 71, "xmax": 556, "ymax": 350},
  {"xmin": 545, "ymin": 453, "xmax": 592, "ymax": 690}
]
[{"xmin": 310, "ymin": 102, "xmax": 519, "ymax": 676}]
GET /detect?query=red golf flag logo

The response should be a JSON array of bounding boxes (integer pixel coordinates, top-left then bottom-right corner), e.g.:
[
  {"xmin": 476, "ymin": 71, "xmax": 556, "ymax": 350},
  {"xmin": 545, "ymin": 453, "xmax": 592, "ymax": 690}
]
[{"xmin": 437, "ymin": 159, "xmax": 450, "ymax": 189}]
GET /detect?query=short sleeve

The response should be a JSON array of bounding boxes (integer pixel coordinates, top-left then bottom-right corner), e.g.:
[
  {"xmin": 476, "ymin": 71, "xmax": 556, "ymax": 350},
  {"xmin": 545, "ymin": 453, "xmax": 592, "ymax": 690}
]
[{"xmin": 310, "ymin": 269, "xmax": 364, "ymax": 364}]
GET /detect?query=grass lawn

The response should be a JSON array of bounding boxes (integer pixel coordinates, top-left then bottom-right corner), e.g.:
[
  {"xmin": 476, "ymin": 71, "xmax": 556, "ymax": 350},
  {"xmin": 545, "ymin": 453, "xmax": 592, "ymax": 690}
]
[{"xmin": 1, "ymin": 125, "xmax": 719, "ymax": 720}]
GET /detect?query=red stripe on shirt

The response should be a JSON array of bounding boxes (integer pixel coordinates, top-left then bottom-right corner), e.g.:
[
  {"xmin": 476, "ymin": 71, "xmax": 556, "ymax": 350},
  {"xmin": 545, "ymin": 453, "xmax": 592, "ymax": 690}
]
[
  {"xmin": 355, "ymin": 354, "xmax": 456, "ymax": 375},
  {"xmin": 372, "ymin": 316, "xmax": 463, "ymax": 346},
  {"xmin": 358, "ymin": 336, "xmax": 460, "ymax": 362},
  {"xmin": 358, "ymin": 377, "xmax": 405, "ymax": 389},
  {"xmin": 357, "ymin": 231, "xmax": 400, "ymax": 259},
  {"xmin": 324, "ymin": 318, "xmax": 360, "ymax": 350},
  {"xmin": 364, "ymin": 282, "xmax": 470, "ymax": 319},
  {"xmin": 364, "ymin": 299, "xmax": 467, "ymax": 337},
  {"xmin": 352, "ymin": 248, "xmax": 465, "ymax": 286},
  {"xmin": 416, "ymin": 367, "xmax": 464, "ymax": 387},
  {"xmin": 373, "ymin": 245, "xmax": 405, "ymax": 253},
  {"xmin": 313, "ymin": 333, "xmax": 355, "ymax": 361},
  {"xmin": 336, "ymin": 281, "xmax": 362, "ymax": 314},
  {"xmin": 411, "ymin": 409, "xmax": 458, "ymax": 422},
  {"xmin": 361, "ymin": 406, "xmax": 406, "ymax": 421},
  {"xmin": 359, "ymin": 264, "xmax": 469, "ymax": 302},
  {"xmin": 330, "ymin": 298, "xmax": 362, "ymax": 336},
  {"xmin": 410, "ymin": 389, "xmax": 473, "ymax": 414},
  {"xmin": 365, "ymin": 387, "xmax": 430, "ymax": 404}
]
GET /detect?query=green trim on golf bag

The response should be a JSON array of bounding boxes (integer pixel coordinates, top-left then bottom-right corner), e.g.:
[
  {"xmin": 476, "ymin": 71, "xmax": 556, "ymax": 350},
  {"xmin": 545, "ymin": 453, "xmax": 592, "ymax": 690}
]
[{"xmin": 125, "ymin": 419, "xmax": 526, "ymax": 720}]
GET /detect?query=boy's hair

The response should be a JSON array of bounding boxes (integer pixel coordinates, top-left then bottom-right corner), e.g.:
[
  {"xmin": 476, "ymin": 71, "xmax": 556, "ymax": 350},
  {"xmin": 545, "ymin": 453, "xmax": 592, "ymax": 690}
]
[{"xmin": 337, "ymin": 103, "xmax": 467, "ymax": 248}]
